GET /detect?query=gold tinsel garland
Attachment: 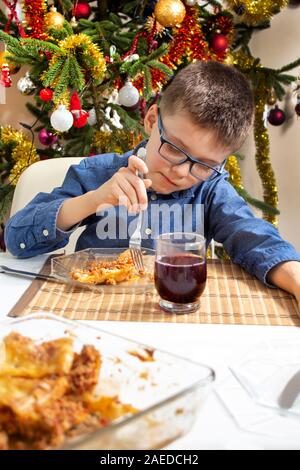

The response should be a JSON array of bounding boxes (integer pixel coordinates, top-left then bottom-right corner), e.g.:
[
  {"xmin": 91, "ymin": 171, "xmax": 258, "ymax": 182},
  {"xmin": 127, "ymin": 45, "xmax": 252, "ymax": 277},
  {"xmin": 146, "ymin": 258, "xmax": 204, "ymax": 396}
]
[
  {"xmin": 254, "ymin": 89, "xmax": 278, "ymax": 226},
  {"xmin": 43, "ymin": 33, "xmax": 106, "ymax": 105},
  {"xmin": 226, "ymin": 0, "xmax": 288, "ymax": 25},
  {"xmin": 233, "ymin": 50, "xmax": 278, "ymax": 226},
  {"xmin": 92, "ymin": 130, "xmax": 143, "ymax": 155},
  {"xmin": 225, "ymin": 155, "xmax": 244, "ymax": 190},
  {"xmin": 1, "ymin": 127, "xmax": 39, "ymax": 185},
  {"xmin": 58, "ymin": 34, "xmax": 106, "ymax": 81}
]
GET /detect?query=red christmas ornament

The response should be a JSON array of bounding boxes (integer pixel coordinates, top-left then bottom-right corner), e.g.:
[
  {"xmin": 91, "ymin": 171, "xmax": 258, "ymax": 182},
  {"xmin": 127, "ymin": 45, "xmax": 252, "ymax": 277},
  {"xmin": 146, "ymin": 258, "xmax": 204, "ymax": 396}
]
[
  {"xmin": 0, "ymin": 63, "xmax": 12, "ymax": 88},
  {"xmin": 74, "ymin": 2, "xmax": 91, "ymax": 19},
  {"xmin": 70, "ymin": 91, "xmax": 90, "ymax": 128},
  {"xmin": 39, "ymin": 88, "xmax": 53, "ymax": 102},
  {"xmin": 268, "ymin": 105, "xmax": 286, "ymax": 126},
  {"xmin": 210, "ymin": 33, "xmax": 229, "ymax": 54}
]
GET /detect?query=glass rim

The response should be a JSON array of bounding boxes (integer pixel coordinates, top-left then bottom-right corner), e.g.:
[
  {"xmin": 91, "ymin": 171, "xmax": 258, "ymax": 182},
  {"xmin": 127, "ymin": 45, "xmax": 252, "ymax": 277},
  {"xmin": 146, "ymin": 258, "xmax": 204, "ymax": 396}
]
[{"xmin": 156, "ymin": 232, "xmax": 206, "ymax": 248}]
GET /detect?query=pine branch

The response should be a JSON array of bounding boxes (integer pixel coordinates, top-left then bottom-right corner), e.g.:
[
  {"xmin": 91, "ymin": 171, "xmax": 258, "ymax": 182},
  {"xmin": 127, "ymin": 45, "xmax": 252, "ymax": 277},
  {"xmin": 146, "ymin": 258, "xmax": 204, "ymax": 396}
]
[
  {"xmin": 0, "ymin": 29, "xmax": 21, "ymax": 49},
  {"xmin": 53, "ymin": 58, "xmax": 70, "ymax": 101},
  {"xmin": 21, "ymin": 38, "xmax": 63, "ymax": 54},
  {"xmin": 69, "ymin": 56, "xmax": 85, "ymax": 91},
  {"xmin": 236, "ymin": 187, "xmax": 280, "ymax": 215},
  {"xmin": 42, "ymin": 57, "xmax": 65, "ymax": 87},
  {"xmin": 141, "ymin": 65, "xmax": 152, "ymax": 101},
  {"xmin": 277, "ymin": 58, "xmax": 300, "ymax": 74},
  {"xmin": 147, "ymin": 60, "xmax": 173, "ymax": 77},
  {"xmin": 145, "ymin": 44, "xmax": 169, "ymax": 62}
]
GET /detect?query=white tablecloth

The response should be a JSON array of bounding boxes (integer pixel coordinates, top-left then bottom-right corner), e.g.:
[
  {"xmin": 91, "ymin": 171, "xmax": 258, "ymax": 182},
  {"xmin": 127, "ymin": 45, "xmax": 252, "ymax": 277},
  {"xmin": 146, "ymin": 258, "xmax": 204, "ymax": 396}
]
[{"xmin": 1, "ymin": 252, "xmax": 300, "ymax": 450}]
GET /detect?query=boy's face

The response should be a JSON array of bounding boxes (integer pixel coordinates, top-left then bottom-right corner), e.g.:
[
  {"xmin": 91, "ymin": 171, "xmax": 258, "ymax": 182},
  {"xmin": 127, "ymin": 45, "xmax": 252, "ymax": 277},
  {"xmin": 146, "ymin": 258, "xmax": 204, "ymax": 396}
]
[{"xmin": 144, "ymin": 104, "xmax": 230, "ymax": 194}]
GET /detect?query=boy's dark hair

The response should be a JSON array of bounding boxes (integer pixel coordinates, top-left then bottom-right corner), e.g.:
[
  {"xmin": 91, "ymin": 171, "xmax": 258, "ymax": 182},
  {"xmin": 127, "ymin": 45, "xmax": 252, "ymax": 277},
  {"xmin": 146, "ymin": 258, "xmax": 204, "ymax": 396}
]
[{"xmin": 160, "ymin": 60, "xmax": 254, "ymax": 150}]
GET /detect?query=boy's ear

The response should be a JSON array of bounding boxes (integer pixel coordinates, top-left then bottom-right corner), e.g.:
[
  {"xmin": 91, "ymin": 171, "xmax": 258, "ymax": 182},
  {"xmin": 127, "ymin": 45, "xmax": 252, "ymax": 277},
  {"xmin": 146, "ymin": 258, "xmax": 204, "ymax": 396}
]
[{"xmin": 144, "ymin": 104, "xmax": 158, "ymax": 134}]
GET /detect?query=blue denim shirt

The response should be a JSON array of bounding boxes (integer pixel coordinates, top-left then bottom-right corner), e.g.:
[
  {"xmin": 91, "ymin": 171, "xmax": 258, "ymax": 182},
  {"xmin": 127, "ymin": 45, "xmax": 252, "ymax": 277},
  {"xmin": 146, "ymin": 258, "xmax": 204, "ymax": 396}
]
[{"xmin": 5, "ymin": 145, "xmax": 300, "ymax": 286}]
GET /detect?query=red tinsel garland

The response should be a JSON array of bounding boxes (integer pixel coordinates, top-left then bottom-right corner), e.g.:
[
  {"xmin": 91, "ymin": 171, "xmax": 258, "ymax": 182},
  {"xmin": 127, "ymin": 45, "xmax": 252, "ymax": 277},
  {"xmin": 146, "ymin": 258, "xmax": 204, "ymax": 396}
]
[
  {"xmin": 3, "ymin": 0, "xmax": 27, "ymax": 37},
  {"xmin": 23, "ymin": 0, "xmax": 48, "ymax": 39},
  {"xmin": 162, "ymin": 6, "xmax": 211, "ymax": 69}
]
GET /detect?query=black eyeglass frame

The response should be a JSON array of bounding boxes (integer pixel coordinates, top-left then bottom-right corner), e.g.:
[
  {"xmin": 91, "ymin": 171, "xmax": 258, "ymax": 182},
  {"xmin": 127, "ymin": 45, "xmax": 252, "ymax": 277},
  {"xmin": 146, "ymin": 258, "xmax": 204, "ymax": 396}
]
[{"xmin": 157, "ymin": 109, "xmax": 227, "ymax": 179}]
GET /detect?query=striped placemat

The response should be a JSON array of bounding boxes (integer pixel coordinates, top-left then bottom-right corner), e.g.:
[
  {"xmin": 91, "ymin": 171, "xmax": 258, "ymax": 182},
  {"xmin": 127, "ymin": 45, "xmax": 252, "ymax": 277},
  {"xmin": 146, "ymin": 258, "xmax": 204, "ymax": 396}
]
[{"xmin": 8, "ymin": 257, "xmax": 300, "ymax": 326}]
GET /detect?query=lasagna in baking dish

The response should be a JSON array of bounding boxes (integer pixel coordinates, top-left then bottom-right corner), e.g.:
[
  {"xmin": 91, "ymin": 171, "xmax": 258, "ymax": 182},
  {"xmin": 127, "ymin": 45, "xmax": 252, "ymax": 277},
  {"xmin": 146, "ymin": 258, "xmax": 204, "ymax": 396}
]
[
  {"xmin": 0, "ymin": 333, "xmax": 137, "ymax": 450},
  {"xmin": 70, "ymin": 249, "xmax": 141, "ymax": 285}
]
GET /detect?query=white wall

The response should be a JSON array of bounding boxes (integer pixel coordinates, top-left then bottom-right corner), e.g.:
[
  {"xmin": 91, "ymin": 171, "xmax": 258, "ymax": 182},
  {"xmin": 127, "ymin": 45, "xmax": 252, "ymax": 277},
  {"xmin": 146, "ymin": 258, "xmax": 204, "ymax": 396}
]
[
  {"xmin": 1, "ymin": 3, "xmax": 300, "ymax": 251},
  {"xmin": 240, "ymin": 6, "xmax": 300, "ymax": 251}
]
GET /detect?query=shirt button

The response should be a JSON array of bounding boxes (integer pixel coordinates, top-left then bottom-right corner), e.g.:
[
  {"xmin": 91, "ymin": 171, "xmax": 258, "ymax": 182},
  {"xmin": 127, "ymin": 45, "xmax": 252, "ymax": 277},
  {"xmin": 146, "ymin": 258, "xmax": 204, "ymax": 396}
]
[
  {"xmin": 43, "ymin": 229, "xmax": 49, "ymax": 237},
  {"xmin": 150, "ymin": 194, "xmax": 157, "ymax": 201},
  {"xmin": 145, "ymin": 228, "xmax": 152, "ymax": 235},
  {"xmin": 19, "ymin": 243, "xmax": 26, "ymax": 249}
]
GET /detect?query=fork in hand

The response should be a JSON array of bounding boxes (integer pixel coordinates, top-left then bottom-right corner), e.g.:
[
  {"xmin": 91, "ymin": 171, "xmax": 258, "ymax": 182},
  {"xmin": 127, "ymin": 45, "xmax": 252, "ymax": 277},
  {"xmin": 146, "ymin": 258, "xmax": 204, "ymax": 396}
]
[{"xmin": 129, "ymin": 147, "xmax": 147, "ymax": 273}]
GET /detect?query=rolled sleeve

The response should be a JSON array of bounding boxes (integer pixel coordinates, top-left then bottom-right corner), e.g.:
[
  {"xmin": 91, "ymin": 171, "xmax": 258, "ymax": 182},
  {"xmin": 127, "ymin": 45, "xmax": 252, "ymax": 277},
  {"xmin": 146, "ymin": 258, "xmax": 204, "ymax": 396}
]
[
  {"xmin": 34, "ymin": 198, "xmax": 80, "ymax": 243},
  {"xmin": 238, "ymin": 245, "xmax": 300, "ymax": 287},
  {"xmin": 5, "ymin": 162, "xmax": 88, "ymax": 258},
  {"xmin": 5, "ymin": 197, "xmax": 79, "ymax": 258}
]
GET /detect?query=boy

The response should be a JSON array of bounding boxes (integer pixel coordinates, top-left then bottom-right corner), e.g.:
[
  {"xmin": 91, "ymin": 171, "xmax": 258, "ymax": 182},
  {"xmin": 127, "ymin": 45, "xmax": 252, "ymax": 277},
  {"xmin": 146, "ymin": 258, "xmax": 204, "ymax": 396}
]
[{"xmin": 5, "ymin": 61, "xmax": 300, "ymax": 308}]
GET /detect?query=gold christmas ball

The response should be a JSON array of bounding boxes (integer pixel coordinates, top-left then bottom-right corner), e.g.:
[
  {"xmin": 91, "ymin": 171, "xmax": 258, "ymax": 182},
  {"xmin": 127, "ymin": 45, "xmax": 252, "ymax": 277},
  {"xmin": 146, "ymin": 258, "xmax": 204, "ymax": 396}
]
[
  {"xmin": 45, "ymin": 6, "xmax": 65, "ymax": 31},
  {"xmin": 154, "ymin": 0, "xmax": 186, "ymax": 28},
  {"xmin": 0, "ymin": 51, "xmax": 20, "ymax": 75}
]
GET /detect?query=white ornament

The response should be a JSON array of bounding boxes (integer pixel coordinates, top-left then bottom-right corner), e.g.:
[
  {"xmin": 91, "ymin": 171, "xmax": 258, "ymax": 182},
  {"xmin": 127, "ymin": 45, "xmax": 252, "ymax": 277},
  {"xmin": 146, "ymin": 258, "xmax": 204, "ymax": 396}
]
[
  {"xmin": 185, "ymin": 0, "xmax": 197, "ymax": 5},
  {"xmin": 87, "ymin": 107, "xmax": 97, "ymax": 126},
  {"xmin": 50, "ymin": 105, "xmax": 74, "ymax": 132},
  {"xmin": 100, "ymin": 89, "xmax": 123, "ymax": 131},
  {"xmin": 263, "ymin": 104, "xmax": 269, "ymax": 129},
  {"xmin": 118, "ymin": 81, "xmax": 140, "ymax": 107},
  {"xmin": 109, "ymin": 45, "xmax": 117, "ymax": 62},
  {"xmin": 124, "ymin": 54, "xmax": 140, "ymax": 63}
]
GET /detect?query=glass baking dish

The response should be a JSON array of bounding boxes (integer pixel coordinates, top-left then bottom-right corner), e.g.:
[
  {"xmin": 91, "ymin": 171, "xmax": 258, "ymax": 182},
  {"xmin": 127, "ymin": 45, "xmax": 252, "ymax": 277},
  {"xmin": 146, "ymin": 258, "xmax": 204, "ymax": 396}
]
[
  {"xmin": 51, "ymin": 247, "xmax": 155, "ymax": 293},
  {"xmin": 0, "ymin": 313, "xmax": 215, "ymax": 450}
]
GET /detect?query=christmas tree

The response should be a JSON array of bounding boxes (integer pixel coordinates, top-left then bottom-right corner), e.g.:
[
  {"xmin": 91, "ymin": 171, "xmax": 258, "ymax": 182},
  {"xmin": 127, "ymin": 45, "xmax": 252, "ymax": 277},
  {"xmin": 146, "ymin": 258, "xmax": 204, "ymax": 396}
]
[{"xmin": 1, "ymin": 0, "xmax": 300, "ymax": 249}]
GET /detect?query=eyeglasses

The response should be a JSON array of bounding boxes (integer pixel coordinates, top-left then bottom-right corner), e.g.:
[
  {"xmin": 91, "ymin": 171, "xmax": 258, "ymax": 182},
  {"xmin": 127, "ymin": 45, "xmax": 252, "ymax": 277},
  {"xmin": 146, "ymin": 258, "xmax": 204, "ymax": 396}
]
[{"xmin": 157, "ymin": 110, "xmax": 227, "ymax": 181}]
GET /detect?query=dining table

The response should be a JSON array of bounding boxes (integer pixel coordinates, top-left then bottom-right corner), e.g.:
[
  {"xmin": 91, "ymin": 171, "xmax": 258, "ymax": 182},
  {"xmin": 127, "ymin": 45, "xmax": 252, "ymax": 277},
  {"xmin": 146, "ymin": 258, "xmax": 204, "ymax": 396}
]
[{"xmin": 1, "ymin": 250, "xmax": 300, "ymax": 450}]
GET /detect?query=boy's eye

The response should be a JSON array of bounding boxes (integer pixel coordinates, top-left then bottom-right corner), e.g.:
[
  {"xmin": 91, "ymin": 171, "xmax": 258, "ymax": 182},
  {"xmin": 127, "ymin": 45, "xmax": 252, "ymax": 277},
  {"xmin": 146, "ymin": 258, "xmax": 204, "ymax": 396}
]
[
  {"xmin": 198, "ymin": 165, "xmax": 211, "ymax": 174},
  {"xmin": 164, "ymin": 143, "xmax": 184, "ymax": 157}
]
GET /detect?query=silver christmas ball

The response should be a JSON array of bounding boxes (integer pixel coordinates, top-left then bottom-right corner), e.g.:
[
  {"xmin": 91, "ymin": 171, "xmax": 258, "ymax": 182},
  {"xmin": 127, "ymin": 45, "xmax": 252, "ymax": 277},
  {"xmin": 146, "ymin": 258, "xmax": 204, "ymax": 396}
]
[
  {"xmin": 118, "ymin": 81, "xmax": 140, "ymax": 108},
  {"xmin": 51, "ymin": 141, "xmax": 63, "ymax": 153},
  {"xmin": 185, "ymin": 0, "xmax": 197, "ymax": 5},
  {"xmin": 17, "ymin": 72, "xmax": 36, "ymax": 95}
]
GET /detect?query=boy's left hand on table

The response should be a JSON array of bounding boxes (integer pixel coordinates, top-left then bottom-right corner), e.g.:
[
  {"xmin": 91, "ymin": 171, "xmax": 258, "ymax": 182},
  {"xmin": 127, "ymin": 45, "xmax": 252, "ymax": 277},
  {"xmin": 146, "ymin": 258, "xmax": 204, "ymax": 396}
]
[{"xmin": 268, "ymin": 260, "xmax": 300, "ymax": 312}]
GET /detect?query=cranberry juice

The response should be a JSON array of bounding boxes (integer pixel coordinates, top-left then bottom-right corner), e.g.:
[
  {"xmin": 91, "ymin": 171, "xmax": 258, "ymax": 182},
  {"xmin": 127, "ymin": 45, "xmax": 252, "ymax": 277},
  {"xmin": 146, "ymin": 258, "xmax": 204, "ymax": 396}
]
[{"xmin": 154, "ymin": 254, "xmax": 207, "ymax": 304}]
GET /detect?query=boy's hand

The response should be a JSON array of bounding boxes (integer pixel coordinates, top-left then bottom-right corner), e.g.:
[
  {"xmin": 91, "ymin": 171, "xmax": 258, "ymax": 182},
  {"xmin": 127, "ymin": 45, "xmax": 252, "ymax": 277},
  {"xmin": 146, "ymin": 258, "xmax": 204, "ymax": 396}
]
[
  {"xmin": 90, "ymin": 155, "xmax": 152, "ymax": 214},
  {"xmin": 267, "ymin": 261, "xmax": 300, "ymax": 312}
]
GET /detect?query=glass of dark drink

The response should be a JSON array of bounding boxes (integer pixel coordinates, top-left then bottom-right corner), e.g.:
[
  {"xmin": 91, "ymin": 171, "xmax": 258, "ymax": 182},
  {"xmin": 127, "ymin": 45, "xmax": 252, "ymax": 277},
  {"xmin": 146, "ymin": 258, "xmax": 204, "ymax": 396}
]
[{"xmin": 154, "ymin": 232, "xmax": 207, "ymax": 314}]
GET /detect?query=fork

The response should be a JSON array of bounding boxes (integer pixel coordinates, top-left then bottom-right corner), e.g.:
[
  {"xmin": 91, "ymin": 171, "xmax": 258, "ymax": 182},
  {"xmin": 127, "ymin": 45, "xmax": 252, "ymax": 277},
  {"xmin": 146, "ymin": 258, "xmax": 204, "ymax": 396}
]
[
  {"xmin": 0, "ymin": 265, "xmax": 57, "ymax": 282},
  {"xmin": 129, "ymin": 147, "xmax": 147, "ymax": 273}
]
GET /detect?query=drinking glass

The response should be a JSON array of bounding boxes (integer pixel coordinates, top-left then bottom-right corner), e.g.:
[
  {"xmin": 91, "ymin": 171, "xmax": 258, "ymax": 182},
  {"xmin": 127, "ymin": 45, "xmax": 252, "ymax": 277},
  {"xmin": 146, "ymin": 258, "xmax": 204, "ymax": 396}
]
[{"xmin": 154, "ymin": 232, "xmax": 207, "ymax": 314}]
